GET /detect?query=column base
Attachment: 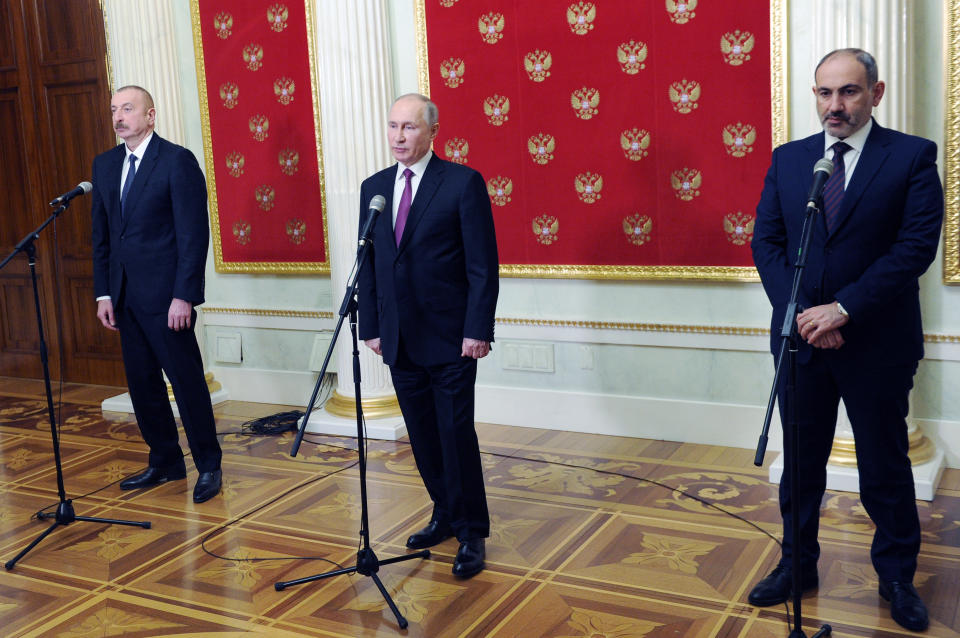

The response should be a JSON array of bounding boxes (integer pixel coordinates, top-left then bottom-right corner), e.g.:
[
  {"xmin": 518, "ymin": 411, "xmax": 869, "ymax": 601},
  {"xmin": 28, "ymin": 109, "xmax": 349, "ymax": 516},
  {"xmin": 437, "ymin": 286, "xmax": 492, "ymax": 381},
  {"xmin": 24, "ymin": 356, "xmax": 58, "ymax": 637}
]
[
  {"xmin": 301, "ymin": 408, "xmax": 407, "ymax": 441},
  {"xmin": 100, "ymin": 372, "xmax": 229, "ymax": 417},
  {"xmin": 768, "ymin": 448, "xmax": 945, "ymax": 501}
]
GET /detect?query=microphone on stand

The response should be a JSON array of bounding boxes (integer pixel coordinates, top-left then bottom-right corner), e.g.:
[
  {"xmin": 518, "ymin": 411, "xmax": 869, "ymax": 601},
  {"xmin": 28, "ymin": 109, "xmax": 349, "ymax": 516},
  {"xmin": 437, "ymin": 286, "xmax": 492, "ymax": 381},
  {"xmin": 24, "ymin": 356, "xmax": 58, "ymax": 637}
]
[
  {"xmin": 49, "ymin": 182, "xmax": 93, "ymax": 207},
  {"xmin": 359, "ymin": 194, "xmax": 386, "ymax": 246},
  {"xmin": 805, "ymin": 158, "xmax": 834, "ymax": 210}
]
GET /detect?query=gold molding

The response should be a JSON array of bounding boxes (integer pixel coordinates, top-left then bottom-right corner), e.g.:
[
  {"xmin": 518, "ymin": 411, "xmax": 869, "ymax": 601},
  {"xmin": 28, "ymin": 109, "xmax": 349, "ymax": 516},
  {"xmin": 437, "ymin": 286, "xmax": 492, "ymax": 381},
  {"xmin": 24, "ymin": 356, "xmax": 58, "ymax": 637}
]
[
  {"xmin": 412, "ymin": 0, "xmax": 785, "ymax": 282},
  {"xmin": 945, "ymin": 0, "xmax": 960, "ymax": 283},
  {"xmin": 325, "ymin": 390, "xmax": 402, "ymax": 419},
  {"xmin": 496, "ymin": 317, "xmax": 769, "ymax": 337},
  {"xmin": 828, "ymin": 428, "xmax": 937, "ymax": 467},
  {"xmin": 189, "ymin": 0, "xmax": 331, "ymax": 275},
  {"xmin": 201, "ymin": 306, "xmax": 334, "ymax": 319}
]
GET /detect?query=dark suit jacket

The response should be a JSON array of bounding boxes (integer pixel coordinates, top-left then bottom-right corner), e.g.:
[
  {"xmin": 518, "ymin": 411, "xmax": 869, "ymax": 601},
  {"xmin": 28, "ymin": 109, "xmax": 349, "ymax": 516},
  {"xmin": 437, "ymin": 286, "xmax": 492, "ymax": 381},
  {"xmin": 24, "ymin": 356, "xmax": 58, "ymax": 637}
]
[
  {"xmin": 357, "ymin": 155, "xmax": 499, "ymax": 367},
  {"xmin": 751, "ymin": 120, "xmax": 943, "ymax": 366},
  {"xmin": 91, "ymin": 135, "xmax": 209, "ymax": 314}
]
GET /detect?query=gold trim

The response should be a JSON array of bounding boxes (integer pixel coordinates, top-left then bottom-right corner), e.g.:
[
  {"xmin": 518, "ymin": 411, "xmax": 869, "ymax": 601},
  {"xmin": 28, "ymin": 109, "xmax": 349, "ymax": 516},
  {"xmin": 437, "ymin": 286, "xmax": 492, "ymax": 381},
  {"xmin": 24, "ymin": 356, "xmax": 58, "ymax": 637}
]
[
  {"xmin": 828, "ymin": 429, "xmax": 937, "ymax": 467},
  {"xmin": 325, "ymin": 390, "xmax": 402, "ymax": 419},
  {"xmin": 166, "ymin": 372, "xmax": 221, "ymax": 401},
  {"xmin": 945, "ymin": 0, "xmax": 960, "ymax": 283},
  {"xmin": 497, "ymin": 317, "xmax": 769, "ymax": 336},
  {"xmin": 412, "ymin": 0, "xmax": 786, "ymax": 282},
  {"xmin": 201, "ymin": 306, "xmax": 334, "ymax": 319},
  {"xmin": 190, "ymin": 0, "xmax": 331, "ymax": 275},
  {"xmin": 100, "ymin": 1, "xmax": 114, "ymax": 91}
]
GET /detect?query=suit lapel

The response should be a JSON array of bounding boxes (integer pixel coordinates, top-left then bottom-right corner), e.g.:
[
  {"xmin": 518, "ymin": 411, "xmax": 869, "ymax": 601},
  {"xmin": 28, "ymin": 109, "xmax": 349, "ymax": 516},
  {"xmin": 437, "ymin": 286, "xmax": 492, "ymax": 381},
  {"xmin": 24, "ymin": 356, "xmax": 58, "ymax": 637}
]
[
  {"xmin": 396, "ymin": 155, "xmax": 443, "ymax": 257},
  {"xmin": 801, "ymin": 134, "xmax": 829, "ymax": 233},
  {"xmin": 104, "ymin": 145, "xmax": 126, "ymax": 227},
  {"xmin": 828, "ymin": 123, "xmax": 890, "ymax": 236},
  {"xmin": 120, "ymin": 135, "xmax": 161, "ymax": 231},
  {"xmin": 372, "ymin": 169, "xmax": 398, "ymax": 259}
]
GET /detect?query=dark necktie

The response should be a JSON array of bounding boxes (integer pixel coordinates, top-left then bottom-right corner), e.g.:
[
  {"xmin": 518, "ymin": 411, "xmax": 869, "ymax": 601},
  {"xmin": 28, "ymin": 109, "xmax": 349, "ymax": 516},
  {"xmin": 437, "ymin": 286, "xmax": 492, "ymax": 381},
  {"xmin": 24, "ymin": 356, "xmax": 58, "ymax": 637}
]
[
  {"xmin": 120, "ymin": 154, "xmax": 137, "ymax": 214},
  {"xmin": 822, "ymin": 141, "xmax": 850, "ymax": 232},
  {"xmin": 394, "ymin": 168, "xmax": 413, "ymax": 246}
]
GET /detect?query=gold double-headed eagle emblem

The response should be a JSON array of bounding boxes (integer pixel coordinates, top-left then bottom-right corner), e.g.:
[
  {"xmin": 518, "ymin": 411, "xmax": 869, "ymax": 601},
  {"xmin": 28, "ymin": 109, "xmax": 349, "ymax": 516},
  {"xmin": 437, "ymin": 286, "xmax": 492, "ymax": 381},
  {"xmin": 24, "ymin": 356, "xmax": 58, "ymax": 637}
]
[
  {"xmin": 487, "ymin": 176, "xmax": 513, "ymax": 206},
  {"xmin": 527, "ymin": 133, "xmax": 556, "ymax": 165},
  {"xmin": 571, "ymin": 87, "xmax": 600, "ymax": 120},
  {"xmin": 721, "ymin": 30, "xmax": 755, "ymax": 65},
  {"xmin": 524, "ymin": 50, "xmax": 552, "ymax": 82},
  {"xmin": 617, "ymin": 40, "xmax": 647, "ymax": 74},
  {"xmin": 671, "ymin": 168, "xmax": 702, "ymax": 201},
  {"xmin": 267, "ymin": 4, "xmax": 289, "ymax": 32},
  {"xmin": 623, "ymin": 214, "xmax": 653, "ymax": 246},
  {"xmin": 532, "ymin": 215, "xmax": 559, "ymax": 245},
  {"xmin": 723, "ymin": 212, "xmax": 755, "ymax": 245},
  {"xmin": 484, "ymin": 95, "xmax": 510, "ymax": 126},
  {"xmin": 575, "ymin": 172, "xmax": 603, "ymax": 204},
  {"xmin": 666, "ymin": 0, "xmax": 698, "ymax": 24},
  {"xmin": 669, "ymin": 79, "xmax": 701, "ymax": 113},
  {"xmin": 440, "ymin": 58, "xmax": 466, "ymax": 88},
  {"xmin": 286, "ymin": 219, "xmax": 307, "ymax": 244},
  {"xmin": 478, "ymin": 12, "xmax": 505, "ymax": 44},
  {"xmin": 243, "ymin": 44, "xmax": 264, "ymax": 71},
  {"xmin": 445, "ymin": 138, "xmax": 469, "ymax": 164},
  {"xmin": 255, "ymin": 185, "xmax": 276, "ymax": 211},
  {"xmin": 225, "ymin": 152, "xmax": 245, "ymax": 178},
  {"xmin": 723, "ymin": 123, "xmax": 757, "ymax": 157},
  {"xmin": 214, "ymin": 12, "xmax": 233, "ymax": 39},
  {"xmin": 249, "ymin": 115, "xmax": 269, "ymax": 141},
  {"xmin": 233, "ymin": 221, "xmax": 252, "ymax": 246},
  {"xmin": 567, "ymin": 2, "xmax": 596, "ymax": 35},
  {"xmin": 621, "ymin": 128, "xmax": 651, "ymax": 161},
  {"xmin": 274, "ymin": 77, "xmax": 295, "ymax": 105},
  {"xmin": 219, "ymin": 82, "xmax": 239, "ymax": 109},
  {"xmin": 278, "ymin": 149, "xmax": 299, "ymax": 175}
]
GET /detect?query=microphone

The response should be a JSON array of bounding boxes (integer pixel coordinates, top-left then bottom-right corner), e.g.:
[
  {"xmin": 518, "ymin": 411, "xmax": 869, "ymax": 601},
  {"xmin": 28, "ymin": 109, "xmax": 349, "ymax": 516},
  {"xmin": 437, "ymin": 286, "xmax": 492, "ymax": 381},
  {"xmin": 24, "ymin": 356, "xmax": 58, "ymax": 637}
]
[
  {"xmin": 358, "ymin": 194, "xmax": 386, "ymax": 246},
  {"xmin": 805, "ymin": 158, "xmax": 834, "ymax": 210},
  {"xmin": 49, "ymin": 182, "xmax": 92, "ymax": 207}
]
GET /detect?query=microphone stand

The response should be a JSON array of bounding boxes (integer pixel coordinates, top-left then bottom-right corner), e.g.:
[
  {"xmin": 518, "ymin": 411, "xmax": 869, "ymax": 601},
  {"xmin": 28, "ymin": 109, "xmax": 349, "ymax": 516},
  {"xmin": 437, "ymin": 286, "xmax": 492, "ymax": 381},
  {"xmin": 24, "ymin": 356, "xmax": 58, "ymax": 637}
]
[
  {"xmin": 275, "ymin": 208, "xmax": 428, "ymax": 630},
  {"xmin": 754, "ymin": 200, "xmax": 831, "ymax": 638},
  {"xmin": 1, "ymin": 200, "xmax": 151, "ymax": 571}
]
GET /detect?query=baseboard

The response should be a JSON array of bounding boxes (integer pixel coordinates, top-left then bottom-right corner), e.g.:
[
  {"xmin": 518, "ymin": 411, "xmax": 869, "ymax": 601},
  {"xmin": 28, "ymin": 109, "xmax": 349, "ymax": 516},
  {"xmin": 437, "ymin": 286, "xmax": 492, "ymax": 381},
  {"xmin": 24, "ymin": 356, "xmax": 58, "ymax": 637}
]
[{"xmin": 210, "ymin": 366, "xmax": 323, "ymax": 408}]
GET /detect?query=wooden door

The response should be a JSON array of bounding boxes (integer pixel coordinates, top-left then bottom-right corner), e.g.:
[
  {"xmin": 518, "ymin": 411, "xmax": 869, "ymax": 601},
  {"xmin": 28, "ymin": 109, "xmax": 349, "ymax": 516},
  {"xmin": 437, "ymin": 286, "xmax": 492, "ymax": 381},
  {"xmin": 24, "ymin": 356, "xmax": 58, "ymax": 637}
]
[{"xmin": 0, "ymin": 0, "xmax": 125, "ymax": 385}]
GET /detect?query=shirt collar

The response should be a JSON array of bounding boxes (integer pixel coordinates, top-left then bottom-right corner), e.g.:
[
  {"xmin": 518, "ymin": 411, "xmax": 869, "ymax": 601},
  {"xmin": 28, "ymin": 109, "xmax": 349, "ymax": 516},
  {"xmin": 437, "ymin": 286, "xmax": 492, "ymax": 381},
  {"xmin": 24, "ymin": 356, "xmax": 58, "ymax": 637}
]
[
  {"xmin": 125, "ymin": 131, "xmax": 154, "ymax": 161},
  {"xmin": 824, "ymin": 118, "xmax": 872, "ymax": 154},
  {"xmin": 396, "ymin": 150, "xmax": 433, "ymax": 181}
]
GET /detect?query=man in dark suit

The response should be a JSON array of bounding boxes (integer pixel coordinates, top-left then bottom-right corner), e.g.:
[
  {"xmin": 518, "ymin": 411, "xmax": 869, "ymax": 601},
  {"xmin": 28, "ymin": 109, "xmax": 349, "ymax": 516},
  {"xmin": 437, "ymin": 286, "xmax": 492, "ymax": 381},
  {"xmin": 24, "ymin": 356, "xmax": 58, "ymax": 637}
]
[
  {"xmin": 91, "ymin": 86, "xmax": 222, "ymax": 503},
  {"xmin": 358, "ymin": 93, "xmax": 499, "ymax": 578},
  {"xmin": 750, "ymin": 50, "xmax": 942, "ymax": 632}
]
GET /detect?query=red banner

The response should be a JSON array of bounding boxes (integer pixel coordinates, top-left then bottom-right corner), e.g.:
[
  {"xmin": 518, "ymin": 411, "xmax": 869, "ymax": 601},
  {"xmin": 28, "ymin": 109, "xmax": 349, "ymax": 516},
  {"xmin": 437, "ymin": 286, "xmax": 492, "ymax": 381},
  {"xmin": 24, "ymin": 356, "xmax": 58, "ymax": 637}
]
[
  {"xmin": 421, "ymin": 0, "xmax": 780, "ymax": 279},
  {"xmin": 193, "ymin": 1, "xmax": 328, "ymax": 273}
]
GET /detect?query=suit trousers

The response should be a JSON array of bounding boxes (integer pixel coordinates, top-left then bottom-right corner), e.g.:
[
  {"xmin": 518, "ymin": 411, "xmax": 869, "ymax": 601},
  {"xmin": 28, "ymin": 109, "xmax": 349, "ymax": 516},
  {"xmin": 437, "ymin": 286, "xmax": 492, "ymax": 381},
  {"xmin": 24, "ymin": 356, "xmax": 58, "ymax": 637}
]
[
  {"xmin": 115, "ymin": 299, "xmax": 222, "ymax": 474},
  {"xmin": 777, "ymin": 349, "xmax": 920, "ymax": 582},
  {"xmin": 390, "ymin": 342, "xmax": 489, "ymax": 541}
]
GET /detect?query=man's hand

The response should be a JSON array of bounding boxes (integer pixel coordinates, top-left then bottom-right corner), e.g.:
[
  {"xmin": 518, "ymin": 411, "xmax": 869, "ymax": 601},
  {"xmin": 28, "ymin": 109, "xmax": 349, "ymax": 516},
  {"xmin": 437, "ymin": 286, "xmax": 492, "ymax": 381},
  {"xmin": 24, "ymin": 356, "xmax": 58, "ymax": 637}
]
[
  {"xmin": 168, "ymin": 298, "xmax": 193, "ymax": 331},
  {"xmin": 461, "ymin": 338, "xmax": 490, "ymax": 359},
  {"xmin": 365, "ymin": 338, "xmax": 382, "ymax": 356},
  {"xmin": 97, "ymin": 298, "xmax": 118, "ymax": 331},
  {"xmin": 797, "ymin": 302, "xmax": 848, "ymax": 347}
]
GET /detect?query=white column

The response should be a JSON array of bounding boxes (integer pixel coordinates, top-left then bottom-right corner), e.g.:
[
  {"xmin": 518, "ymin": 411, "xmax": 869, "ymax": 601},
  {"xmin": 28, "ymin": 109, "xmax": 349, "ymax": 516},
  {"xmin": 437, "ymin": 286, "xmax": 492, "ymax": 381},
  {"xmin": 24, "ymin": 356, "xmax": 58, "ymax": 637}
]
[
  {"xmin": 303, "ymin": 0, "xmax": 405, "ymax": 439},
  {"xmin": 99, "ymin": 1, "xmax": 227, "ymax": 415},
  {"xmin": 771, "ymin": 0, "xmax": 943, "ymax": 498}
]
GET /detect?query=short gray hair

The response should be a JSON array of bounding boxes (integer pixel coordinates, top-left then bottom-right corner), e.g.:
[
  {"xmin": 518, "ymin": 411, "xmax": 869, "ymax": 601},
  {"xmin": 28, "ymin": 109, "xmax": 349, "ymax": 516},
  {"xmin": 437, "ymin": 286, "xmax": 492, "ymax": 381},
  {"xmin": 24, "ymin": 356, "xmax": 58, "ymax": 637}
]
[
  {"xmin": 393, "ymin": 93, "xmax": 438, "ymax": 126},
  {"xmin": 115, "ymin": 85, "xmax": 155, "ymax": 109},
  {"xmin": 815, "ymin": 48, "xmax": 879, "ymax": 88}
]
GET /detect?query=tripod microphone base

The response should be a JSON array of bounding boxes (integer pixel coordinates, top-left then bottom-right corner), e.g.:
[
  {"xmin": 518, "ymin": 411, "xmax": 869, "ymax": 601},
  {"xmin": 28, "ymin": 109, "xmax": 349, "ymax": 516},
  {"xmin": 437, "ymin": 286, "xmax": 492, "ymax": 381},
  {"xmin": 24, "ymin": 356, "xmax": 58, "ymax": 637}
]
[
  {"xmin": 274, "ymin": 548, "xmax": 430, "ymax": 629},
  {"xmin": 5, "ymin": 499, "xmax": 151, "ymax": 570},
  {"xmin": 790, "ymin": 625, "xmax": 832, "ymax": 637}
]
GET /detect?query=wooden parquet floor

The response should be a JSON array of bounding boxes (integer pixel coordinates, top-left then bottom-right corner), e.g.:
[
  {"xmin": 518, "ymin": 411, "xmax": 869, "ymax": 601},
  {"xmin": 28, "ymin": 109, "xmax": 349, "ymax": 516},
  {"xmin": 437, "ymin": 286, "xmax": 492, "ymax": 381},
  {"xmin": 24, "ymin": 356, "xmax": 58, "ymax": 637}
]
[{"xmin": 0, "ymin": 377, "xmax": 958, "ymax": 637}]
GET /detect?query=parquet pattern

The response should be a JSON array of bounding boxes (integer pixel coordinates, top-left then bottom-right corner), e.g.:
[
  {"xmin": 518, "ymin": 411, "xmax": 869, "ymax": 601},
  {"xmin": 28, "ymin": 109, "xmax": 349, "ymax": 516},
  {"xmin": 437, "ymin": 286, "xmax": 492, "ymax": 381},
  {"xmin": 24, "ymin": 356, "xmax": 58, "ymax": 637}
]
[{"xmin": 0, "ymin": 377, "xmax": 958, "ymax": 637}]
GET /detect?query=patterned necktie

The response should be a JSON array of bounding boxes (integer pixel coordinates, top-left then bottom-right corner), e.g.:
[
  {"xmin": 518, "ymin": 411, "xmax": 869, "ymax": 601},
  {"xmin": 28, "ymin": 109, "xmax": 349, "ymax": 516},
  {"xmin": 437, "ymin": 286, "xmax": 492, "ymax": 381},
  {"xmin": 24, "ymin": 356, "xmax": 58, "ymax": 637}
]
[
  {"xmin": 822, "ymin": 141, "xmax": 850, "ymax": 232},
  {"xmin": 394, "ymin": 168, "xmax": 414, "ymax": 246},
  {"xmin": 120, "ymin": 154, "xmax": 137, "ymax": 214}
]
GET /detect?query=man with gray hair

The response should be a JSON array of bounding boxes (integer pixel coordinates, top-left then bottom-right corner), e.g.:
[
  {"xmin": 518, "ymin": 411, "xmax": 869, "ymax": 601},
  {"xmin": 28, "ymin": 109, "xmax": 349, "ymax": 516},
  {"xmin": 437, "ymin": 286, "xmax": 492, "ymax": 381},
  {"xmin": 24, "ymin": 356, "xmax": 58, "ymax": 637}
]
[
  {"xmin": 358, "ymin": 94, "xmax": 499, "ymax": 578},
  {"xmin": 751, "ymin": 49, "xmax": 942, "ymax": 631}
]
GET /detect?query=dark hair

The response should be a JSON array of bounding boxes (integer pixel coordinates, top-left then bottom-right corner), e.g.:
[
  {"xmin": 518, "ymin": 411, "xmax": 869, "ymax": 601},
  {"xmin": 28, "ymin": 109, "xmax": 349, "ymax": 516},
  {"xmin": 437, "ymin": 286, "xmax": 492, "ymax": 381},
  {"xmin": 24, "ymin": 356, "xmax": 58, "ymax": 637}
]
[{"xmin": 815, "ymin": 49, "xmax": 878, "ymax": 88}]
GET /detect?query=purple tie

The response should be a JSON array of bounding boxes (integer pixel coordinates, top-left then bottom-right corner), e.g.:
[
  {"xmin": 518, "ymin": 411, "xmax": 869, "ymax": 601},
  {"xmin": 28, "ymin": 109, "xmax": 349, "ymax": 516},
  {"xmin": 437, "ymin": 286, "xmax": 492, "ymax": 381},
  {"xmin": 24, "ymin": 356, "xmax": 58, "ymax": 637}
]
[
  {"xmin": 395, "ymin": 168, "xmax": 413, "ymax": 245},
  {"xmin": 822, "ymin": 141, "xmax": 850, "ymax": 232}
]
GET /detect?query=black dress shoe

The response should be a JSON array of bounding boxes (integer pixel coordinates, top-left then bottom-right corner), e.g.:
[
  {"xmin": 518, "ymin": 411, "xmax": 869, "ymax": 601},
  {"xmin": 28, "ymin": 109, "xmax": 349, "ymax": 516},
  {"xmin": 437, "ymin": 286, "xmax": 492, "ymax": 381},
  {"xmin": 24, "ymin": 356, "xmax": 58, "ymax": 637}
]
[
  {"xmin": 193, "ymin": 469, "xmax": 222, "ymax": 503},
  {"xmin": 748, "ymin": 563, "xmax": 818, "ymax": 607},
  {"xmin": 406, "ymin": 521, "xmax": 453, "ymax": 549},
  {"xmin": 879, "ymin": 580, "xmax": 929, "ymax": 632},
  {"xmin": 119, "ymin": 466, "xmax": 187, "ymax": 491},
  {"xmin": 452, "ymin": 539, "xmax": 485, "ymax": 578}
]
